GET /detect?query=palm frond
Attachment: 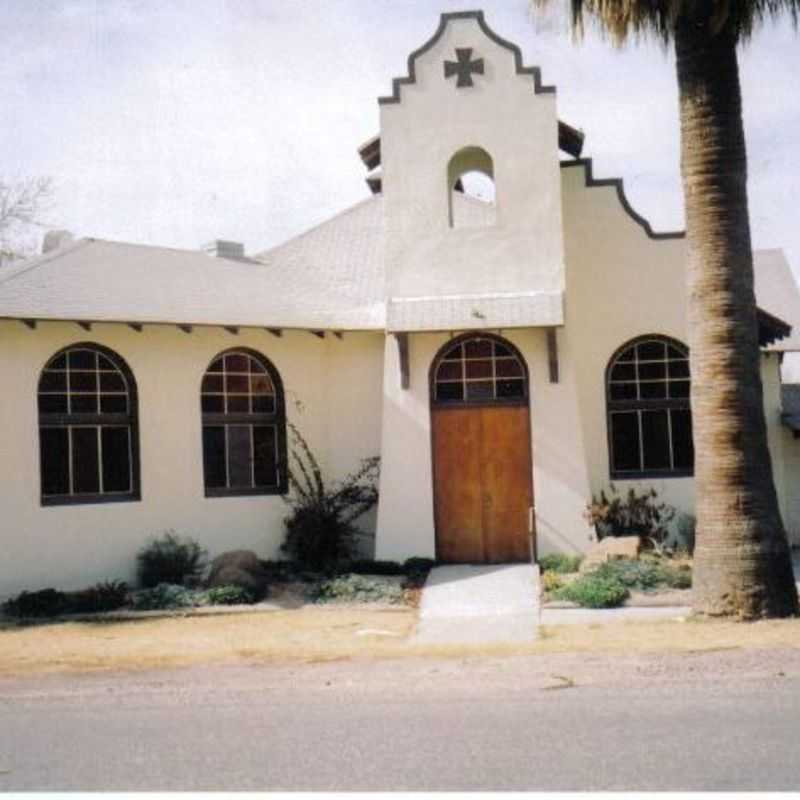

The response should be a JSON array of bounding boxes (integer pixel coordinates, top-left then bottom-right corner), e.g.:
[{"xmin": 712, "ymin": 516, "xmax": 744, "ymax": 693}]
[{"xmin": 532, "ymin": 0, "xmax": 800, "ymax": 44}]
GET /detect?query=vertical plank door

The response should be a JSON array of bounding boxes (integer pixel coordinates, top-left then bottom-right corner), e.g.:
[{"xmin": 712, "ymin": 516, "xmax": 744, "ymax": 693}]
[
  {"xmin": 431, "ymin": 407, "xmax": 485, "ymax": 562},
  {"xmin": 480, "ymin": 406, "xmax": 533, "ymax": 563}
]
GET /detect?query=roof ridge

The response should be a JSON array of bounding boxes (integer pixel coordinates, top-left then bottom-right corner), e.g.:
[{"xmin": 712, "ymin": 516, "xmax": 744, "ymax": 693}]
[{"xmin": 255, "ymin": 195, "xmax": 381, "ymax": 262}]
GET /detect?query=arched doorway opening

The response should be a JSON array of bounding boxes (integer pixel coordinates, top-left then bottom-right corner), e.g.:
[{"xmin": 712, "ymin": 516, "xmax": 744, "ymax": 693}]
[{"xmin": 430, "ymin": 333, "xmax": 534, "ymax": 563}]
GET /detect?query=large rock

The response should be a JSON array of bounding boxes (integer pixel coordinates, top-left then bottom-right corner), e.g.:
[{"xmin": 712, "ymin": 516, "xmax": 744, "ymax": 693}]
[
  {"xmin": 580, "ymin": 536, "xmax": 642, "ymax": 573},
  {"xmin": 206, "ymin": 550, "xmax": 269, "ymax": 598}
]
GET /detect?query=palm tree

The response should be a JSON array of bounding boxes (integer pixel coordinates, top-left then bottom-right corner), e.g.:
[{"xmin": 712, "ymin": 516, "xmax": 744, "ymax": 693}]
[{"xmin": 534, "ymin": 0, "xmax": 799, "ymax": 618}]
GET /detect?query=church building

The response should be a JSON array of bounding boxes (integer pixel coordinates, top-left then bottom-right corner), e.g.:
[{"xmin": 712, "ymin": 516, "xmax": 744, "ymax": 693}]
[{"xmin": 1, "ymin": 10, "xmax": 799, "ymax": 596}]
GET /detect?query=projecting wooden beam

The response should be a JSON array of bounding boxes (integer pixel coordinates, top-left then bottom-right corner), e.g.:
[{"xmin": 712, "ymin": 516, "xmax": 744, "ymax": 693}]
[
  {"xmin": 546, "ymin": 328, "xmax": 559, "ymax": 384},
  {"xmin": 77, "ymin": 321, "xmax": 92, "ymax": 332},
  {"xmin": 266, "ymin": 328, "xmax": 283, "ymax": 337},
  {"xmin": 333, "ymin": 331, "xmax": 344, "ymax": 340},
  {"xmin": 21, "ymin": 319, "xmax": 37, "ymax": 330},
  {"xmin": 178, "ymin": 324, "xmax": 193, "ymax": 334},
  {"xmin": 395, "ymin": 332, "xmax": 410, "ymax": 390},
  {"xmin": 224, "ymin": 326, "xmax": 239, "ymax": 335},
  {"xmin": 311, "ymin": 331, "xmax": 325, "ymax": 339},
  {"xmin": 128, "ymin": 323, "xmax": 143, "ymax": 332}
]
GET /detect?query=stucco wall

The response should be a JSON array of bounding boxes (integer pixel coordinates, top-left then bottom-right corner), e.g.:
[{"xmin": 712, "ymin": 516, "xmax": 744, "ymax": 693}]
[
  {"xmin": 380, "ymin": 15, "xmax": 565, "ymax": 326},
  {"xmin": 374, "ymin": 164, "xmax": 794, "ymax": 562},
  {"xmin": 374, "ymin": 328, "xmax": 595, "ymax": 563},
  {"xmin": 560, "ymin": 163, "xmax": 695, "ymax": 519},
  {"xmin": 560, "ymin": 163, "xmax": 792, "ymax": 540},
  {"xmin": 0, "ymin": 321, "xmax": 383, "ymax": 596}
]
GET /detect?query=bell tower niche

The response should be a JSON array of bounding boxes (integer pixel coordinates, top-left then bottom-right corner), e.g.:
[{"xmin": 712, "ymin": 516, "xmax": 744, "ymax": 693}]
[{"xmin": 378, "ymin": 11, "xmax": 569, "ymax": 333}]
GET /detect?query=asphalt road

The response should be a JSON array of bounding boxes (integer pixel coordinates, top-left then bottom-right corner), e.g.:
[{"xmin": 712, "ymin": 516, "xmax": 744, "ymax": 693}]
[{"xmin": 2, "ymin": 651, "xmax": 799, "ymax": 791}]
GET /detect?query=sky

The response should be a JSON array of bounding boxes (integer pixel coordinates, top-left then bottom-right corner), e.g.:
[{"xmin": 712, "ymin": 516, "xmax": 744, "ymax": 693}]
[{"xmin": 1, "ymin": 0, "xmax": 798, "ymax": 274}]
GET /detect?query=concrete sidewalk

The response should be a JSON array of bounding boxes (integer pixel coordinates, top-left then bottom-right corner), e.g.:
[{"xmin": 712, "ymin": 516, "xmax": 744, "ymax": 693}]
[{"xmin": 414, "ymin": 564, "xmax": 540, "ymax": 645}]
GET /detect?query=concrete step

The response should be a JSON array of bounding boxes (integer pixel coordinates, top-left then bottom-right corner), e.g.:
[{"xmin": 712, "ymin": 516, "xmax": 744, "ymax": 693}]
[{"xmin": 415, "ymin": 564, "xmax": 540, "ymax": 644}]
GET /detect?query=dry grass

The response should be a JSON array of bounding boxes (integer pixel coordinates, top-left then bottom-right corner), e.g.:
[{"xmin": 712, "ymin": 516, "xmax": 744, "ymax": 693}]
[{"xmin": 1, "ymin": 608, "xmax": 799, "ymax": 678}]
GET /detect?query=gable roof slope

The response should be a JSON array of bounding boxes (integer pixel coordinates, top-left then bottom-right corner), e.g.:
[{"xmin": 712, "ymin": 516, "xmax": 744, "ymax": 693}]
[{"xmin": 0, "ymin": 196, "xmax": 386, "ymax": 331}]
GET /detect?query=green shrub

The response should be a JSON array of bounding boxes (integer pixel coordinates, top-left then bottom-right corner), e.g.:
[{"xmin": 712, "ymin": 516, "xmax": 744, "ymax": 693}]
[
  {"xmin": 554, "ymin": 574, "xmax": 630, "ymax": 608},
  {"xmin": 313, "ymin": 574, "xmax": 405, "ymax": 605},
  {"xmin": 675, "ymin": 513, "xmax": 696, "ymax": 555},
  {"xmin": 2, "ymin": 588, "xmax": 69, "ymax": 618},
  {"xmin": 131, "ymin": 583, "xmax": 197, "ymax": 611},
  {"xmin": 67, "ymin": 581, "xmax": 129, "ymax": 613},
  {"xmin": 137, "ymin": 531, "xmax": 208, "ymax": 588},
  {"xmin": 204, "ymin": 585, "xmax": 256, "ymax": 605},
  {"xmin": 281, "ymin": 424, "xmax": 380, "ymax": 571},
  {"xmin": 584, "ymin": 486, "xmax": 676, "ymax": 548},
  {"xmin": 538, "ymin": 553, "xmax": 583, "ymax": 574},
  {"xmin": 592, "ymin": 558, "xmax": 692, "ymax": 591},
  {"xmin": 541, "ymin": 570, "xmax": 564, "ymax": 593}
]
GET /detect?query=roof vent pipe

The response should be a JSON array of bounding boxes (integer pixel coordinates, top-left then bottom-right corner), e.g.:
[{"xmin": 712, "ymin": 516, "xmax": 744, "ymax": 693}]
[{"xmin": 203, "ymin": 240, "xmax": 245, "ymax": 259}]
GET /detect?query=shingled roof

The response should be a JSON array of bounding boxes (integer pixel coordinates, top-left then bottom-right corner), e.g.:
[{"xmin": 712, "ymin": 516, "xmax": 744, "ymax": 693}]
[{"xmin": 1, "ymin": 196, "xmax": 799, "ymax": 343}]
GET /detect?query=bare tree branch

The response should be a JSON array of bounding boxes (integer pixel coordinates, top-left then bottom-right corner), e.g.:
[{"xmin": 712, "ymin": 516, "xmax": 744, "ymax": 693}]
[{"xmin": 0, "ymin": 176, "xmax": 54, "ymax": 264}]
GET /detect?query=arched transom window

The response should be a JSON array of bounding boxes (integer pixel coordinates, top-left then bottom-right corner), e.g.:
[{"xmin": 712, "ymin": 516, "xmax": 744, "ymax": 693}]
[
  {"xmin": 38, "ymin": 344, "xmax": 140, "ymax": 504},
  {"xmin": 607, "ymin": 336, "xmax": 694, "ymax": 478},
  {"xmin": 201, "ymin": 349, "xmax": 286, "ymax": 496},
  {"xmin": 432, "ymin": 335, "xmax": 527, "ymax": 405}
]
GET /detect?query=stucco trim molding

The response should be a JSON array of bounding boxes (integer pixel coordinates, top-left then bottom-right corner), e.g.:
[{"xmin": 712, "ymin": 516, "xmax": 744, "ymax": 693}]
[
  {"xmin": 378, "ymin": 10, "xmax": 556, "ymax": 106},
  {"xmin": 561, "ymin": 158, "xmax": 686, "ymax": 241},
  {"xmin": 386, "ymin": 290, "xmax": 564, "ymax": 332}
]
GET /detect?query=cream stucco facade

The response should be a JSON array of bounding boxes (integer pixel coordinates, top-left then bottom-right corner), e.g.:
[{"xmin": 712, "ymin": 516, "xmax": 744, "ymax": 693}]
[{"xmin": 1, "ymin": 10, "xmax": 799, "ymax": 597}]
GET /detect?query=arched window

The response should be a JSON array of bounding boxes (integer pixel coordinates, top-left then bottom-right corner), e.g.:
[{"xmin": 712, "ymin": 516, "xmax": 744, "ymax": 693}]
[
  {"xmin": 38, "ymin": 344, "xmax": 140, "ymax": 505},
  {"xmin": 200, "ymin": 349, "xmax": 286, "ymax": 496},
  {"xmin": 606, "ymin": 336, "xmax": 694, "ymax": 478},
  {"xmin": 447, "ymin": 146, "xmax": 496, "ymax": 229},
  {"xmin": 431, "ymin": 334, "xmax": 527, "ymax": 405}
]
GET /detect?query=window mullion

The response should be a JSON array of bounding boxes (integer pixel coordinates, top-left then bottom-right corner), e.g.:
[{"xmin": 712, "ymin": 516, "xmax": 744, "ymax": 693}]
[
  {"xmin": 68, "ymin": 425, "xmax": 74, "ymax": 496},
  {"xmin": 637, "ymin": 409, "xmax": 644, "ymax": 472},
  {"xmin": 97, "ymin": 425, "xmax": 104, "ymax": 494},
  {"xmin": 249, "ymin": 424, "xmax": 255, "ymax": 489}
]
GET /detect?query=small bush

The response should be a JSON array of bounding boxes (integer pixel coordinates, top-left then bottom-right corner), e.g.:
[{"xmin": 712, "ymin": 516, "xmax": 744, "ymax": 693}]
[
  {"xmin": 585, "ymin": 486, "xmax": 676, "ymax": 548},
  {"xmin": 675, "ymin": 513, "xmax": 696, "ymax": 555},
  {"xmin": 313, "ymin": 574, "xmax": 405, "ymax": 605},
  {"xmin": 131, "ymin": 583, "xmax": 196, "ymax": 611},
  {"xmin": 538, "ymin": 553, "xmax": 583, "ymax": 574},
  {"xmin": 281, "ymin": 424, "xmax": 380, "ymax": 571},
  {"xmin": 137, "ymin": 531, "xmax": 208, "ymax": 589},
  {"xmin": 204, "ymin": 585, "xmax": 256, "ymax": 605},
  {"xmin": 541, "ymin": 570, "xmax": 564, "ymax": 593},
  {"xmin": 2, "ymin": 588, "xmax": 69, "ymax": 618},
  {"xmin": 554, "ymin": 574, "xmax": 629, "ymax": 608},
  {"xmin": 592, "ymin": 558, "xmax": 692, "ymax": 591},
  {"xmin": 67, "ymin": 581, "xmax": 129, "ymax": 613}
]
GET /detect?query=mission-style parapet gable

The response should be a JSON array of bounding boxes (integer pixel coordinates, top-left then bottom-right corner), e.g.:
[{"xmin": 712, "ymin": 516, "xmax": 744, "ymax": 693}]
[{"xmin": 379, "ymin": 10, "xmax": 567, "ymax": 332}]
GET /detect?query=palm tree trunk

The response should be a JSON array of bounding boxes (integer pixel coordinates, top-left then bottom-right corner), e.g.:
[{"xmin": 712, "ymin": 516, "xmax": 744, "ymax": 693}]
[{"xmin": 675, "ymin": 15, "xmax": 798, "ymax": 618}]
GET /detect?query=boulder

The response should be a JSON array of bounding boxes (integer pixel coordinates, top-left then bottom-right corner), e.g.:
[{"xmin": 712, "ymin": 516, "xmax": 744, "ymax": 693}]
[
  {"xmin": 206, "ymin": 550, "xmax": 269, "ymax": 598},
  {"xmin": 580, "ymin": 536, "xmax": 642, "ymax": 573}
]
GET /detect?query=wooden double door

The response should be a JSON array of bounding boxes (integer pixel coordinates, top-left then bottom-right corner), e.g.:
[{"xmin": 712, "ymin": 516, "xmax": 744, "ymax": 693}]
[{"xmin": 432, "ymin": 405, "xmax": 533, "ymax": 563}]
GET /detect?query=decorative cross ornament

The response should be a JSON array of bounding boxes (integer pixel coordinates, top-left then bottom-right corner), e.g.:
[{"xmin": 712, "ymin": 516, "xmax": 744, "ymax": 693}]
[{"xmin": 444, "ymin": 48, "xmax": 484, "ymax": 88}]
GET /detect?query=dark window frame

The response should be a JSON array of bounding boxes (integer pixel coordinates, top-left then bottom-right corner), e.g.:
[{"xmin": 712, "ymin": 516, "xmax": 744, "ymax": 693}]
[
  {"xmin": 606, "ymin": 334, "xmax": 694, "ymax": 480},
  {"xmin": 200, "ymin": 348, "xmax": 287, "ymax": 498},
  {"xmin": 429, "ymin": 332, "xmax": 529, "ymax": 408},
  {"xmin": 38, "ymin": 342, "xmax": 141, "ymax": 506}
]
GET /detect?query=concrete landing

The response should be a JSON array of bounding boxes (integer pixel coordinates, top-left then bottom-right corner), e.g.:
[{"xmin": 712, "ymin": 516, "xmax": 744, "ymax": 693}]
[{"xmin": 414, "ymin": 564, "xmax": 540, "ymax": 645}]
